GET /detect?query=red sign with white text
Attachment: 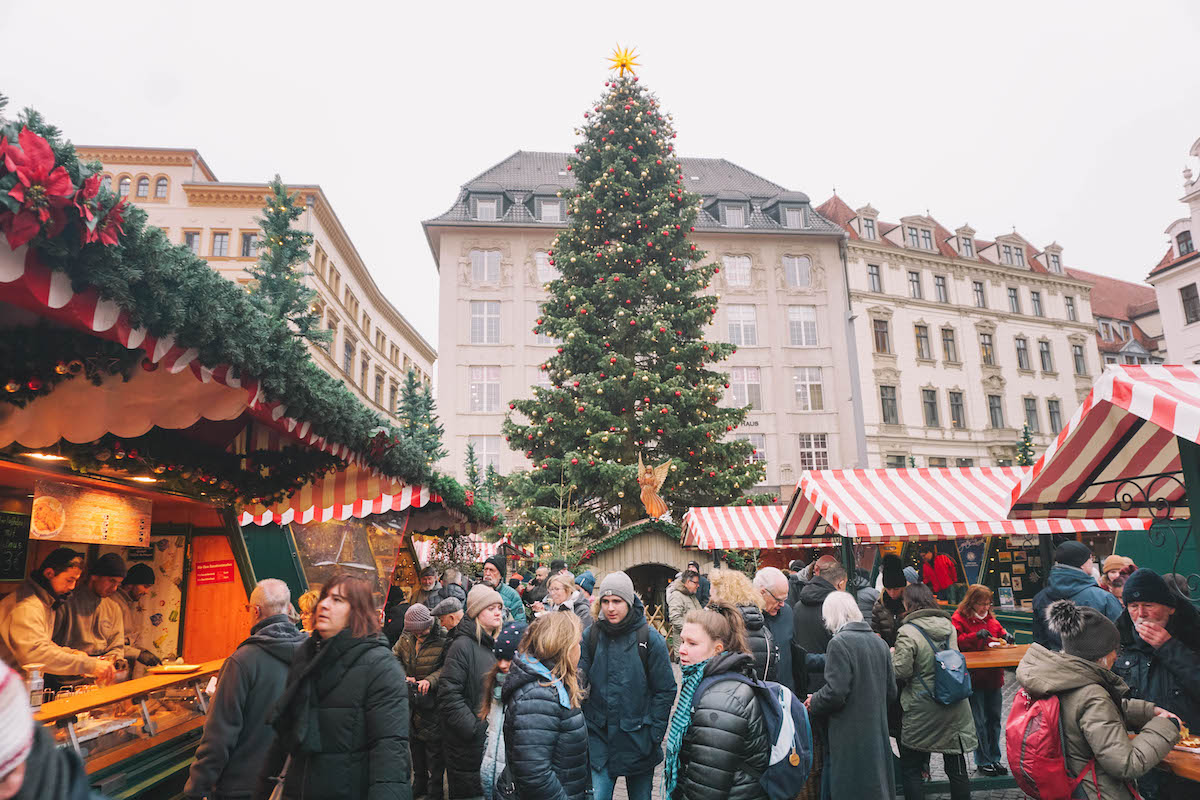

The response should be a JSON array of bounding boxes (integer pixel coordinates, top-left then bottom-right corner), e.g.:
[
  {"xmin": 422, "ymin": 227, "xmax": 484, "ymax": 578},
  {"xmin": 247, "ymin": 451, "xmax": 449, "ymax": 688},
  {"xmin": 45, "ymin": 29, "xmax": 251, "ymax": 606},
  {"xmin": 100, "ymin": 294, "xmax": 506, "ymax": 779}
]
[{"xmin": 195, "ymin": 559, "xmax": 235, "ymax": 585}]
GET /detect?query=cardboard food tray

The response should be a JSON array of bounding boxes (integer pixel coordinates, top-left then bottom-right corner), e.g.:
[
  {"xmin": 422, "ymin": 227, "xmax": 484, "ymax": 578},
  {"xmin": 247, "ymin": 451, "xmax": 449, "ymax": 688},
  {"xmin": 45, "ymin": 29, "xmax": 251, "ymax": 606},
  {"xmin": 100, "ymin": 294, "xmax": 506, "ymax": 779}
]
[{"xmin": 147, "ymin": 664, "xmax": 201, "ymax": 674}]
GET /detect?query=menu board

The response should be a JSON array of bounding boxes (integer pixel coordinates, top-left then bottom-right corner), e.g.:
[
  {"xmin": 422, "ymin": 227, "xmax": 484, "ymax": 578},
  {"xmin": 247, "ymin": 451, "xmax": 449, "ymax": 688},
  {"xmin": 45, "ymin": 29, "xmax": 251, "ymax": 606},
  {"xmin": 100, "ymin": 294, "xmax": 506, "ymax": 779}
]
[
  {"xmin": 0, "ymin": 512, "xmax": 31, "ymax": 581},
  {"xmin": 30, "ymin": 480, "xmax": 151, "ymax": 547}
]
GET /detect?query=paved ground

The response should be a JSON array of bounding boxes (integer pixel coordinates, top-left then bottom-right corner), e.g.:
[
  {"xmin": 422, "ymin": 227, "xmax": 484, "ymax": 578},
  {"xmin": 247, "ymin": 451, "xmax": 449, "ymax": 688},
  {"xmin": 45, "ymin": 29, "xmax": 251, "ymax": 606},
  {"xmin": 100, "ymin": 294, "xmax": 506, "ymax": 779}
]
[{"xmin": 610, "ymin": 665, "xmax": 1028, "ymax": 799}]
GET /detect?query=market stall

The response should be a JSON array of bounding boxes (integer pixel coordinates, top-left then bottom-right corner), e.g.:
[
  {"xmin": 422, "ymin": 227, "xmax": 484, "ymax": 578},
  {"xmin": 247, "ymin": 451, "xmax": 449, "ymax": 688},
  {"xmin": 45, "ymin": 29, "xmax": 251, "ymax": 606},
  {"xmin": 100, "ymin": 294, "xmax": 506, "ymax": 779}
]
[
  {"xmin": 680, "ymin": 504, "xmax": 841, "ymax": 570},
  {"xmin": 776, "ymin": 466, "xmax": 1151, "ymax": 637}
]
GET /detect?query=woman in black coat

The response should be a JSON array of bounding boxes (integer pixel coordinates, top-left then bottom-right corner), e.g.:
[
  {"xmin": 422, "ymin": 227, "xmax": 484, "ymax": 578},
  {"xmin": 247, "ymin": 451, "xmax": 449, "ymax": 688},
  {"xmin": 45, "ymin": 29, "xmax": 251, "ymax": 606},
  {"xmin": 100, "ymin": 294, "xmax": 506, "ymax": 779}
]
[
  {"xmin": 438, "ymin": 585, "xmax": 507, "ymax": 799},
  {"xmin": 708, "ymin": 568, "xmax": 778, "ymax": 682},
  {"xmin": 665, "ymin": 601, "xmax": 770, "ymax": 800},
  {"xmin": 499, "ymin": 610, "xmax": 591, "ymax": 800},
  {"xmin": 257, "ymin": 576, "xmax": 410, "ymax": 800}
]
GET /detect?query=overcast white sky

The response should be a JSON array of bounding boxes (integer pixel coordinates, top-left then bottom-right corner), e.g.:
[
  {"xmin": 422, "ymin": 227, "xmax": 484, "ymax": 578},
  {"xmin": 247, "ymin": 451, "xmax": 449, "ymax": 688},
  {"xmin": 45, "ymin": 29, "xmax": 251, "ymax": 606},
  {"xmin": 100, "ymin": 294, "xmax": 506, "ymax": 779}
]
[{"xmin": 4, "ymin": 1, "xmax": 1198, "ymax": 349}]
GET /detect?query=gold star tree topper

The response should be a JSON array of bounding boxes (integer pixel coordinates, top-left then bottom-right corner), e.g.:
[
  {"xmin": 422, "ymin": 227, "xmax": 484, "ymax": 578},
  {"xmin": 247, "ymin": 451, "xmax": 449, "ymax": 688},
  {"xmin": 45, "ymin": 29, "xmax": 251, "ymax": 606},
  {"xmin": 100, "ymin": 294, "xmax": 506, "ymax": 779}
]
[{"xmin": 607, "ymin": 46, "xmax": 640, "ymax": 77}]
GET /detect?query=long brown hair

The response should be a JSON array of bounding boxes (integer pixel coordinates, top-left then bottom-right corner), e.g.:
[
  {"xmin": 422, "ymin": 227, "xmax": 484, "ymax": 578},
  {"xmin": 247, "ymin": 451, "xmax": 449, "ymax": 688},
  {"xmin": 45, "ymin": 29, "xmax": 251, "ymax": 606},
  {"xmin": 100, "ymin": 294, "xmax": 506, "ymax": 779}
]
[
  {"xmin": 956, "ymin": 584, "xmax": 995, "ymax": 618},
  {"xmin": 319, "ymin": 575, "xmax": 380, "ymax": 639},
  {"xmin": 518, "ymin": 611, "xmax": 585, "ymax": 708},
  {"xmin": 478, "ymin": 662, "xmax": 505, "ymax": 721},
  {"xmin": 685, "ymin": 600, "xmax": 750, "ymax": 655}
]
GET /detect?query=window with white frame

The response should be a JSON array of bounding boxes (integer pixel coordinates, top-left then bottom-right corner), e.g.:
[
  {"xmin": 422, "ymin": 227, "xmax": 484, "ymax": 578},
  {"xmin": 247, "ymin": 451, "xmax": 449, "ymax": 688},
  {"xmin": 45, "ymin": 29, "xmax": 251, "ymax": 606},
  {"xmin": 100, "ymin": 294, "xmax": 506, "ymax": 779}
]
[
  {"xmin": 723, "ymin": 255, "xmax": 752, "ymax": 287},
  {"xmin": 788, "ymin": 306, "xmax": 818, "ymax": 346},
  {"xmin": 470, "ymin": 249, "xmax": 501, "ymax": 282},
  {"xmin": 908, "ymin": 271, "xmax": 923, "ymax": 299},
  {"xmin": 539, "ymin": 199, "xmax": 562, "ymax": 223},
  {"xmin": 980, "ymin": 333, "xmax": 996, "ymax": 366},
  {"xmin": 736, "ymin": 433, "xmax": 767, "ymax": 464},
  {"xmin": 155, "ymin": 177, "xmax": 168, "ymax": 198},
  {"xmin": 862, "ymin": 218, "xmax": 876, "ymax": 239},
  {"xmin": 1073, "ymin": 344, "xmax": 1088, "ymax": 375},
  {"xmin": 1008, "ymin": 287, "xmax": 1021, "ymax": 314},
  {"xmin": 784, "ymin": 207, "xmax": 803, "ymax": 229},
  {"xmin": 474, "ymin": 197, "xmax": 498, "ymax": 221},
  {"xmin": 973, "ymin": 281, "xmax": 987, "ymax": 308},
  {"xmin": 184, "ymin": 231, "xmax": 200, "ymax": 255},
  {"xmin": 915, "ymin": 325, "xmax": 932, "ymax": 360},
  {"xmin": 928, "ymin": 457, "xmax": 949, "ymax": 468},
  {"xmin": 949, "ymin": 391, "xmax": 966, "ymax": 429},
  {"xmin": 934, "ymin": 275, "xmax": 949, "ymax": 303},
  {"xmin": 1099, "ymin": 320, "xmax": 1113, "ymax": 341},
  {"xmin": 240, "ymin": 232, "xmax": 258, "ymax": 258},
  {"xmin": 961, "ymin": 236, "xmax": 974, "ymax": 257},
  {"xmin": 793, "ymin": 367, "xmax": 823, "ymax": 410},
  {"xmin": 1014, "ymin": 247, "xmax": 1026, "ymax": 267},
  {"xmin": 468, "ymin": 435, "xmax": 502, "ymax": 470},
  {"xmin": 956, "ymin": 457, "xmax": 975, "ymax": 467},
  {"xmin": 118, "ymin": 176, "xmax": 131, "ymax": 197},
  {"xmin": 922, "ymin": 389, "xmax": 940, "ymax": 427},
  {"xmin": 1039, "ymin": 340, "xmax": 1054, "ymax": 372},
  {"xmin": 880, "ymin": 385, "xmax": 899, "ymax": 425},
  {"xmin": 212, "ymin": 232, "xmax": 229, "ymax": 257},
  {"xmin": 988, "ymin": 394, "xmax": 1005, "ymax": 429},
  {"xmin": 1065, "ymin": 296, "xmax": 1077, "ymax": 321},
  {"xmin": 798, "ymin": 433, "xmax": 830, "ymax": 470},
  {"xmin": 1182, "ymin": 284, "xmax": 1200, "ymax": 324},
  {"xmin": 535, "ymin": 251, "xmax": 557, "ymax": 284},
  {"xmin": 723, "ymin": 204, "xmax": 746, "ymax": 227},
  {"xmin": 727, "ymin": 305, "xmax": 758, "ymax": 346},
  {"xmin": 470, "ymin": 301, "xmax": 501, "ymax": 344},
  {"xmin": 469, "ymin": 366, "xmax": 501, "ymax": 412},
  {"xmin": 1031, "ymin": 291, "xmax": 1044, "ymax": 317},
  {"xmin": 1049, "ymin": 253, "xmax": 1062, "ymax": 272},
  {"xmin": 921, "ymin": 229, "xmax": 934, "ymax": 250},
  {"xmin": 1015, "ymin": 337, "xmax": 1031, "ymax": 371},
  {"xmin": 886, "ymin": 454, "xmax": 907, "ymax": 468},
  {"xmin": 872, "ymin": 319, "xmax": 891, "ymax": 354},
  {"xmin": 136, "ymin": 177, "xmax": 149, "ymax": 198},
  {"xmin": 729, "ymin": 367, "xmax": 763, "ymax": 409},
  {"xmin": 1048, "ymin": 399, "xmax": 1063, "ymax": 434},
  {"xmin": 907, "ymin": 227, "xmax": 920, "ymax": 247},
  {"xmin": 868, "ymin": 264, "xmax": 883, "ymax": 292},
  {"xmin": 942, "ymin": 328, "xmax": 959, "ymax": 362},
  {"xmin": 1002, "ymin": 244, "xmax": 1014, "ymax": 265},
  {"xmin": 1024, "ymin": 397, "xmax": 1040, "ymax": 433},
  {"xmin": 784, "ymin": 255, "xmax": 811, "ymax": 287}
]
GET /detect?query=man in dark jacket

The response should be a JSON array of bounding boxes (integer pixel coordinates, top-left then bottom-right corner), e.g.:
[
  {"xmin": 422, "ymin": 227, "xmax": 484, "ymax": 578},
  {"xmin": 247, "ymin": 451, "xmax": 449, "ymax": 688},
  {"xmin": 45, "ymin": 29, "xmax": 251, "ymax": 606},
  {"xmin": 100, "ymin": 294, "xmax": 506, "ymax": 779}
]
[
  {"xmin": 755, "ymin": 567, "xmax": 796, "ymax": 692},
  {"xmin": 785, "ymin": 559, "xmax": 806, "ymax": 606},
  {"xmin": 580, "ymin": 571, "xmax": 676, "ymax": 800},
  {"xmin": 871, "ymin": 554, "xmax": 909, "ymax": 647},
  {"xmin": 524, "ymin": 565, "xmax": 550, "ymax": 605},
  {"xmin": 1114, "ymin": 569, "xmax": 1200, "ymax": 799},
  {"xmin": 793, "ymin": 557, "xmax": 846, "ymax": 693},
  {"xmin": 411, "ymin": 566, "xmax": 454, "ymax": 610},
  {"xmin": 185, "ymin": 579, "xmax": 305, "ymax": 800},
  {"xmin": 685, "ymin": 561, "xmax": 711, "ymax": 607},
  {"xmin": 1032, "ymin": 541, "xmax": 1122, "ymax": 650}
]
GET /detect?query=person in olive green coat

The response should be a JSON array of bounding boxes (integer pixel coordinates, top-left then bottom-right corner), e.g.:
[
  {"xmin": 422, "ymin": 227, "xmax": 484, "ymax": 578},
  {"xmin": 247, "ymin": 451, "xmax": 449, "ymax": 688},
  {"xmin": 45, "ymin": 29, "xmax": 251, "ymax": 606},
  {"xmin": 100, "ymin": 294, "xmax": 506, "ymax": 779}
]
[
  {"xmin": 1015, "ymin": 601, "xmax": 1181, "ymax": 800},
  {"xmin": 892, "ymin": 584, "xmax": 977, "ymax": 800}
]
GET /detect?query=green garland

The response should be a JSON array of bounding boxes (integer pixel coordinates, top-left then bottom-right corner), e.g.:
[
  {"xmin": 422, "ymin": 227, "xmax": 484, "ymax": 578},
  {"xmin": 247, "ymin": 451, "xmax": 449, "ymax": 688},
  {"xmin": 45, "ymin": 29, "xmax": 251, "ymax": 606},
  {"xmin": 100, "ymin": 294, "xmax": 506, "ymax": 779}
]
[
  {"xmin": 586, "ymin": 518, "xmax": 682, "ymax": 557},
  {"xmin": 0, "ymin": 326, "xmax": 141, "ymax": 407},
  {"xmin": 1, "ymin": 103, "xmax": 490, "ymax": 524}
]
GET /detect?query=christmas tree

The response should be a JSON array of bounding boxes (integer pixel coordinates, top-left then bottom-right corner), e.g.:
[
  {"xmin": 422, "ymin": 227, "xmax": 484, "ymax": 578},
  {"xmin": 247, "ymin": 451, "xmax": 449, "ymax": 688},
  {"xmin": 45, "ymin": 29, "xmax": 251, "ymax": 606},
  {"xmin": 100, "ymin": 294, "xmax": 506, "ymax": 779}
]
[
  {"xmin": 463, "ymin": 442, "xmax": 481, "ymax": 492},
  {"xmin": 247, "ymin": 177, "xmax": 330, "ymax": 346},
  {"xmin": 396, "ymin": 369, "xmax": 446, "ymax": 466},
  {"xmin": 1016, "ymin": 424, "xmax": 1036, "ymax": 467},
  {"xmin": 503, "ymin": 52, "xmax": 763, "ymax": 534}
]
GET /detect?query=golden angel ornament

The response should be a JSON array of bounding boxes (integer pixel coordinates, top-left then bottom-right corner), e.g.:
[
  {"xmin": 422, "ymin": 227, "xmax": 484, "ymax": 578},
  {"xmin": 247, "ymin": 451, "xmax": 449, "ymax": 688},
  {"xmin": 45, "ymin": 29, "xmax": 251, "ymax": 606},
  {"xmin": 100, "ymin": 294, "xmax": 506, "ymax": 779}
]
[{"xmin": 637, "ymin": 453, "xmax": 672, "ymax": 519}]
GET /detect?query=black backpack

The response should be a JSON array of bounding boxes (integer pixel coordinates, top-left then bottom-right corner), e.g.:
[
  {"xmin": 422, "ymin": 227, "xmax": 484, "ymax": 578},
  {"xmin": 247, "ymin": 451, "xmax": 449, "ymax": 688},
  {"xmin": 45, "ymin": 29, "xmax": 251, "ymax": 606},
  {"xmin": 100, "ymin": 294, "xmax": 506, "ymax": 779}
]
[{"xmin": 585, "ymin": 621, "xmax": 651, "ymax": 676}]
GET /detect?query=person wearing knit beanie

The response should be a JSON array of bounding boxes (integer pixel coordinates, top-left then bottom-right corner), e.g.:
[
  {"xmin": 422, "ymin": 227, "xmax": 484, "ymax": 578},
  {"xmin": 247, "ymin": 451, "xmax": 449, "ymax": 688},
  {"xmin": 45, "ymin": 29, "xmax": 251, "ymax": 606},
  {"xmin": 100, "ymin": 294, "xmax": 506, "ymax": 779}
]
[
  {"xmin": 91, "ymin": 552, "xmax": 127, "ymax": 579},
  {"xmin": 467, "ymin": 584, "xmax": 504, "ymax": 619},
  {"xmin": 493, "ymin": 621, "xmax": 526, "ymax": 664},
  {"xmin": 65, "ymin": 551, "xmax": 129, "ymax": 666},
  {"xmin": 1033, "ymin": 540, "xmax": 1122, "ymax": 651},
  {"xmin": 903, "ymin": 566, "xmax": 920, "ymax": 585},
  {"xmin": 597, "ymin": 570, "xmax": 636, "ymax": 608},
  {"xmin": 1046, "ymin": 600, "xmax": 1121, "ymax": 663},
  {"xmin": 123, "ymin": 562, "xmax": 155, "ymax": 588},
  {"xmin": 404, "ymin": 603, "xmax": 434, "ymax": 633},
  {"xmin": 0, "ymin": 661, "xmax": 34, "ymax": 785},
  {"xmin": 576, "ymin": 570, "xmax": 596, "ymax": 597},
  {"xmin": 482, "ymin": 555, "xmax": 507, "ymax": 583},
  {"xmin": 881, "ymin": 554, "xmax": 906, "ymax": 590},
  {"xmin": 1054, "ymin": 540, "xmax": 1093, "ymax": 570}
]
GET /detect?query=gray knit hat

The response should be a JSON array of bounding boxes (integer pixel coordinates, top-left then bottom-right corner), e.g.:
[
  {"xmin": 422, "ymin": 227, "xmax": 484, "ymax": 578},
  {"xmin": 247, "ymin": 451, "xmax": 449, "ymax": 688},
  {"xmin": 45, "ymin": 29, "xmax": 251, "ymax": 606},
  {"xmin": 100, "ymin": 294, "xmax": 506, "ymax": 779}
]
[
  {"xmin": 430, "ymin": 596, "xmax": 462, "ymax": 617},
  {"xmin": 597, "ymin": 571, "xmax": 636, "ymax": 607},
  {"xmin": 1046, "ymin": 600, "xmax": 1121, "ymax": 663},
  {"xmin": 404, "ymin": 603, "xmax": 433, "ymax": 633}
]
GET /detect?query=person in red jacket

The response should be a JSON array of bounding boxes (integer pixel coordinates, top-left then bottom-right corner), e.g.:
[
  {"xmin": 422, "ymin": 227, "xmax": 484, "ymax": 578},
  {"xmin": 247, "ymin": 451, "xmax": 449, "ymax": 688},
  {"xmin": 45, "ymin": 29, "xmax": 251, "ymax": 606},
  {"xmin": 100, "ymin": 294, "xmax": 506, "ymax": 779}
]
[
  {"xmin": 952, "ymin": 584, "xmax": 1014, "ymax": 777},
  {"xmin": 920, "ymin": 546, "xmax": 958, "ymax": 600}
]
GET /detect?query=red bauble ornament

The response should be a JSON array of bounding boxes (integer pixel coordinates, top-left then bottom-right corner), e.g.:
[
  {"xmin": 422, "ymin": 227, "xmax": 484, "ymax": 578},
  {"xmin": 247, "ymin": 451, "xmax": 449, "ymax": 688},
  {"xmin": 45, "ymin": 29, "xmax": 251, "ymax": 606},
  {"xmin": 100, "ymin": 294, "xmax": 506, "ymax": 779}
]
[
  {"xmin": 141, "ymin": 358, "xmax": 159, "ymax": 372},
  {"xmin": 510, "ymin": 404, "xmax": 516, "ymax": 410},
  {"xmin": 27, "ymin": 378, "xmax": 43, "ymax": 391},
  {"xmin": 571, "ymin": 458, "xmax": 579, "ymax": 464}
]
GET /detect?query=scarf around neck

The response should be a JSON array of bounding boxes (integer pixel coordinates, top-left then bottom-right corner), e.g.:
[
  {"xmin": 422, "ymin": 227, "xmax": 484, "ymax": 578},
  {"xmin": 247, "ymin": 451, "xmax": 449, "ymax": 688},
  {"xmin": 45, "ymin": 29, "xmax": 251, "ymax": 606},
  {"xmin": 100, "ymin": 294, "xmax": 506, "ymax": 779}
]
[
  {"xmin": 518, "ymin": 653, "xmax": 569, "ymax": 708},
  {"xmin": 663, "ymin": 658, "xmax": 710, "ymax": 798}
]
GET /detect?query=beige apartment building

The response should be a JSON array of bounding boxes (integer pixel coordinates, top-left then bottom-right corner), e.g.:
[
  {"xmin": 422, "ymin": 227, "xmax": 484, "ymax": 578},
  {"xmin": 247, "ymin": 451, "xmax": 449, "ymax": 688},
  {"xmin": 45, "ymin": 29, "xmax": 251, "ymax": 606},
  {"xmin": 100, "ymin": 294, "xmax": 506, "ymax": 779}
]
[
  {"xmin": 425, "ymin": 152, "xmax": 863, "ymax": 494},
  {"xmin": 818, "ymin": 195, "xmax": 1109, "ymax": 468},
  {"xmin": 1149, "ymin": 134, "xmax": 1200, "ymax": 363},
  {"xmin": 76, "ymin": 146, "xmax": 435, "ymax": 420}
]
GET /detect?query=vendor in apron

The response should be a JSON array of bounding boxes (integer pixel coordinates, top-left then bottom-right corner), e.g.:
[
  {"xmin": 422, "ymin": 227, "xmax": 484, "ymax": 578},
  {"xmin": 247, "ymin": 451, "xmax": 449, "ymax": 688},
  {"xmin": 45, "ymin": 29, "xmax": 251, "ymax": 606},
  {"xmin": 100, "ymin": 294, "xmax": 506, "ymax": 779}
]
[
  {"xmin": 60, "ymin": 553, "xmax": 128, "ymax": 683},
  {"xmin": 0, "ymin": 548, "xmax": 115, "ymax": 685},
  {"xmin": 111, "ymin": 562, "xmax": 161, "ymax": 679}
]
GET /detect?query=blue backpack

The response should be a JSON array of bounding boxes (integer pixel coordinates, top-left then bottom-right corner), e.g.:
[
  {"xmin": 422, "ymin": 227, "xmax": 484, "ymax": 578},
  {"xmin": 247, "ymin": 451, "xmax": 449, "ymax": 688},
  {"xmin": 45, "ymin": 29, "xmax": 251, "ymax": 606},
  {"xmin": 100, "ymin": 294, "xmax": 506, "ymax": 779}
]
[
  {"xmin": 693, "ymin": 672, "xmax": 813, "ymax": 800},
  {"xmin": 903, "ymin": 622, "xmax": 972, "ymax": 705}
]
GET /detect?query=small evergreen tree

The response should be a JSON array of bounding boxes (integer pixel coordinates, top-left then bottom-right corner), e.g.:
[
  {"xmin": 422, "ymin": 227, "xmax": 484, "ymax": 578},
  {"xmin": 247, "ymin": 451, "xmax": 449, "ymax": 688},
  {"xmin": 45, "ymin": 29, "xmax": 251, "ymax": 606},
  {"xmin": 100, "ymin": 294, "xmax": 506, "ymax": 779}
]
[
  {"xmin": 464, "ymin": 443, "xmax": 481, "ymax": 492},
  {"xmin": 396, "ymin": 369, "xmax": 446, "ymax": 466},
  {"xmin": 482, "ymin": 464, "xmax": 503, "ymax": 504},
  {"xmin": 246, "ymin": 177, "xmax": 330, "ymax": 346},
  {"xmin": 1016, "ymin": 424, "xmax": 1036, "ymax": 467},
  {"xmin": 418, "ymin": 381, "xmax": 446, "ymax": 463}
]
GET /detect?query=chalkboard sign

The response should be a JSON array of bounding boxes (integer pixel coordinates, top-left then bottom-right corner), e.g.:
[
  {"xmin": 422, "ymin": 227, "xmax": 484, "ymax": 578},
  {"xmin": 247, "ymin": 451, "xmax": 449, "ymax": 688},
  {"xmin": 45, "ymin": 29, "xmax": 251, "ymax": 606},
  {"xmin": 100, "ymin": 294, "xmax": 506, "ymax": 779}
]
[{"xmin": 0, "ymin": 511, "xmax": 31, "ymax": 581}]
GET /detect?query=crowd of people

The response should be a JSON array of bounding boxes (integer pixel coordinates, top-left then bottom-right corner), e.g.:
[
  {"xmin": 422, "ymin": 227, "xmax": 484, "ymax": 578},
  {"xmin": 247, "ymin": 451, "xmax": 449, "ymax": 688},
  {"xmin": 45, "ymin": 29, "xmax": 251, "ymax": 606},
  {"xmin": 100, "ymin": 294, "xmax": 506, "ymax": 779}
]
[{"xmin": 1, "ymin": 541, "xmax": 1197, "ymax": 800}]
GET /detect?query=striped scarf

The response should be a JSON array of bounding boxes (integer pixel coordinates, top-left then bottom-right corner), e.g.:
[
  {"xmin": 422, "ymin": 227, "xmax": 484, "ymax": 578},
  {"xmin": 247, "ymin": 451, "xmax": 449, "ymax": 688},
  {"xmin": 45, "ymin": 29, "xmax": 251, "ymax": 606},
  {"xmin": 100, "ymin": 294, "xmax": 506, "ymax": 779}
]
[{"xmin": 663, "ymin": 658, "xmax": 709, "ymax": 798}]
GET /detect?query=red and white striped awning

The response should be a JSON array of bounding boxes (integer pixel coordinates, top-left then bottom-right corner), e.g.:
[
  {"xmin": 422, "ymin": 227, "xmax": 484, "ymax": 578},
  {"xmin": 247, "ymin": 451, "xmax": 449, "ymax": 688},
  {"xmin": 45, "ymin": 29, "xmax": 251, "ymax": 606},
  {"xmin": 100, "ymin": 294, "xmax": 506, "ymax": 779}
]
[
  {"xmin": 681, "ymin": 505, "xmax": 843, "ymax": 550},
  {"xmin": 235, "ymin": 426, "xmax": 441, "ymax": 526},
  {"xmin": 1010, "ymin": 365, "xmax": 1200, "ymax": 519},
  {"xmin": 779, "ymin": 467, "xmax": 1152, "ymax": 542},
  {"xmin": 412, "ymin": 534, "xmax": 532, "ymax": 566}
]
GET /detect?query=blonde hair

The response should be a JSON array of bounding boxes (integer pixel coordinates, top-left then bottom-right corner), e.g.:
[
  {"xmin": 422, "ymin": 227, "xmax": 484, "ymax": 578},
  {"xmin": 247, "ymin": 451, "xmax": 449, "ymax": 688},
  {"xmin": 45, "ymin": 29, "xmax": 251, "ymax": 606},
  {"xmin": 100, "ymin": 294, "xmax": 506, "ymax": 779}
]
[
  {"xmin": 684, "ymin": 600, "xmax": 750, "ymax": 655},
  {"xmin": 548, "ymin": 573, "xmax": 576, "ymax": 595},
  {"xmin": 519, "ymin": 610, "xmax": 585, "ymax": 708},
  {"xmin": 297, "ymin": 587, "xmax": 321, "ymax": 614},
  {"xmin": 708, "ymin": 568, "xmax": 763, "ymax": 610}
]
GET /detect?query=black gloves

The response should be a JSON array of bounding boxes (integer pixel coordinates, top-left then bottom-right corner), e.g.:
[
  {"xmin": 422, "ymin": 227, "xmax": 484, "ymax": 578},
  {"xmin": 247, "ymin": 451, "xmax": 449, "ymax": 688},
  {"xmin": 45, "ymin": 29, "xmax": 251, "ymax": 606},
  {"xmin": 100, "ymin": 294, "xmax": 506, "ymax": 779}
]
[
  {"xmin": 1005, "ymin": 633, "xmax": 1016, "ymax": 645},
  {"xmin": 977, "ymin": 629, "xmax": 992, "ymax": 640},
  {"xmin": 137, "ymin": 650, "xmax": 162, "ymax": 667}
]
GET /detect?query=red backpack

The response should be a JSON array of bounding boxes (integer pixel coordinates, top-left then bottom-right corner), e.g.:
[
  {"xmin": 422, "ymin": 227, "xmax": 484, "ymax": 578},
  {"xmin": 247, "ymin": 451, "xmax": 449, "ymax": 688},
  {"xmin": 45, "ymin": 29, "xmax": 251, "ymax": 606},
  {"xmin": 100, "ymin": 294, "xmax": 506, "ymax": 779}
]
[{"xmin": 1006, "ymin": 688, "xmax": 1102, "ymax": 799}]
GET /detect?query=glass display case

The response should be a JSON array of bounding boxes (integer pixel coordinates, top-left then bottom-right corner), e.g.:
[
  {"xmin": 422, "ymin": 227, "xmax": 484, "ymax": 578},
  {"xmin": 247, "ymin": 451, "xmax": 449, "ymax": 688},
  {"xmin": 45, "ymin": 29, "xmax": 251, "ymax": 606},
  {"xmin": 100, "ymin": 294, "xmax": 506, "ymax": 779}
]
[{"xmin": 34, "ymin": 660, "xmax": 222, "ymax": 776}]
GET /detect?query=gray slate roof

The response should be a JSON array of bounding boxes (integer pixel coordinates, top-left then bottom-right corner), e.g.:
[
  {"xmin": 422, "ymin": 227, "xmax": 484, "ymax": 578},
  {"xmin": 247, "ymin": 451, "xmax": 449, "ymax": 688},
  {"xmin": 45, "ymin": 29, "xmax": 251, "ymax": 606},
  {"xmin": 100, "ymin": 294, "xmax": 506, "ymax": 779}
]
[{"xmin": 426, "ymin": 150, "xmax": 842, "ymax": 235}]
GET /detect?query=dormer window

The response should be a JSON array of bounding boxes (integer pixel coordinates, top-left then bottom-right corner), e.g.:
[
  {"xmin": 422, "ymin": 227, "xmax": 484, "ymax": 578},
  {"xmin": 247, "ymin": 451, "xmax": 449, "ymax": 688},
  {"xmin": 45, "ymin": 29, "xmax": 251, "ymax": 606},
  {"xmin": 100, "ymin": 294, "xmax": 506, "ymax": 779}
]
[
  {"xmin": 907, "ymin": 226, "xmax": 934, "ymax": 250},
  {"xmin": 1049, "ymin": 253, "xmax": 1062, "ymax": 272},
  {"xmin": 921, "ymin": 229, "xmax": 933, "ymax": 250},
  {"xmin": 784, "ymin": 207, "xmax": 803, "ymax": 229},
  {"xmin": 1180, "ymin": 230, "xmax": 1195, "ymax": 256},
  {"xmin": 722, "ymin": 204, "xmax": 747, "ymax": 228},
  {"xmin": 1014, "ymin": 247, "xmax": 1025, "ymax": 267},
  {"xmin": 961, "ymin": 237, "xmax": 974, "ymax": 257},
  {"xmin": 862, "ymin": 218, "xmax": 876, "ymax": 239},
  {"xmin": 907, "ymin": 227, "xmax": 920, "ymax": 247},
  {"xmin": 538, "ymin": 198, "xmax": 563, "ymax": 223},
  {"xmin": 1120, "ymin": 323, "xmax": 1132, "ymax": 340},
  {"xmin": 1099, "ymin": 320, "xmax": 1113, "ymax": 341},
  {"xmin": 473, "ymin": 196, "xmax": 499, "ymax": 221}
]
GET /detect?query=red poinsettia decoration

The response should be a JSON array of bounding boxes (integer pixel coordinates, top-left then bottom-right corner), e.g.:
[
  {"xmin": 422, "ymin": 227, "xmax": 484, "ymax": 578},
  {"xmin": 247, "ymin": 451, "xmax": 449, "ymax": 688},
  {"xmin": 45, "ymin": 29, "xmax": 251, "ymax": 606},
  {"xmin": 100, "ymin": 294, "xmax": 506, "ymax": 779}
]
[
  {"xmin": 464, "ymin": 489, "xmax": 475, "ymax": 507},
  {"xmin": 91, "ymin": 197, "xmax": 128, "ymax": 246},
  {"xmin": 0, "ymin": 127, "xmax": 76, "ymax": 249}
]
